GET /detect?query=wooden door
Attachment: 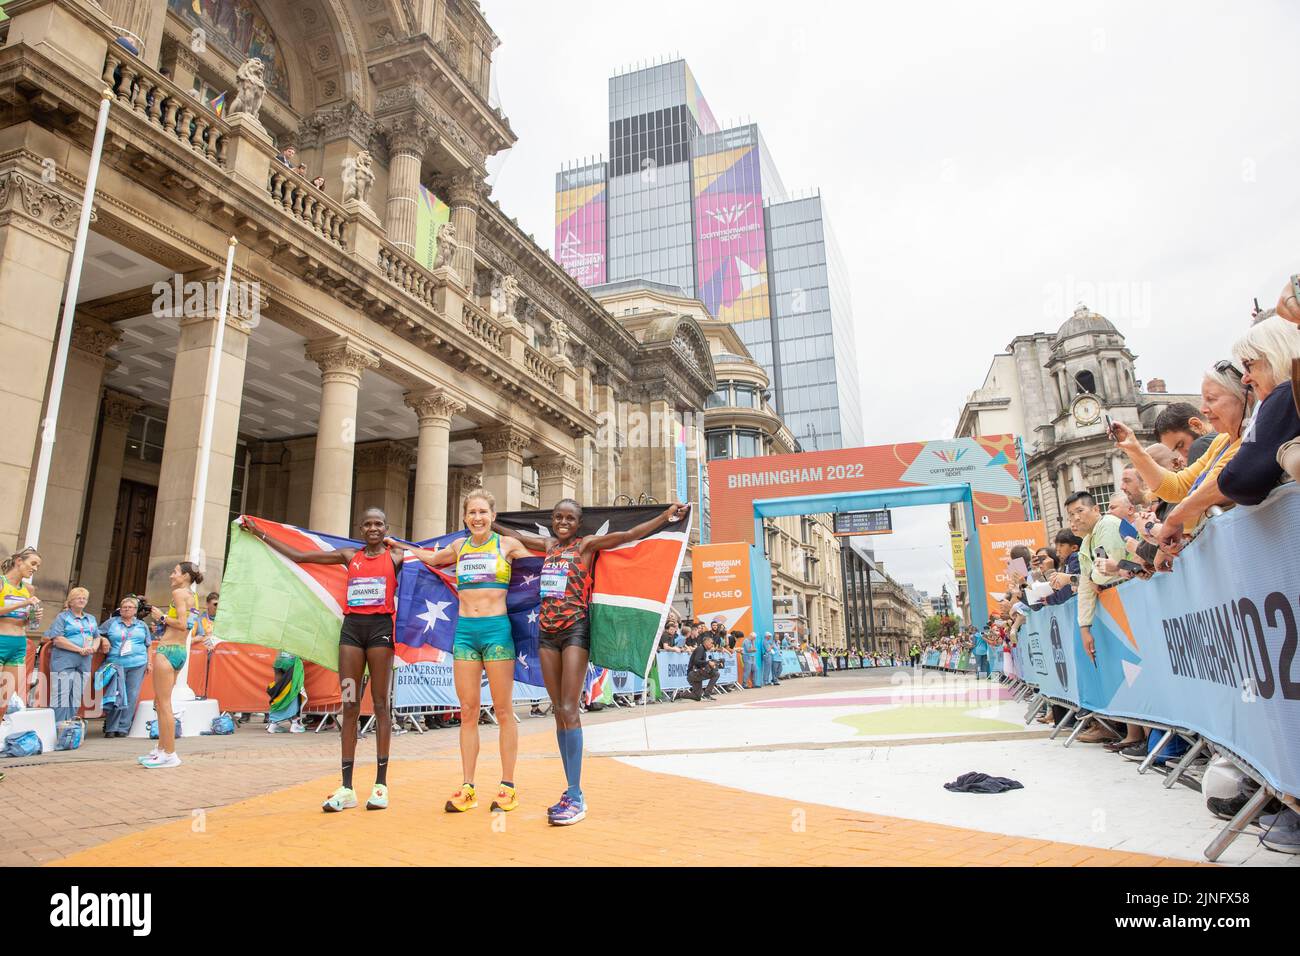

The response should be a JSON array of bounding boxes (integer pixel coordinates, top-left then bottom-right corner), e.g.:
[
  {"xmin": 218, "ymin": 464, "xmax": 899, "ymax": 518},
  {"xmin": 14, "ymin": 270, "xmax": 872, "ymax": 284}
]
[{"xmin": 101, "ymin": 480, "xmax": 156, "ymax": 618}]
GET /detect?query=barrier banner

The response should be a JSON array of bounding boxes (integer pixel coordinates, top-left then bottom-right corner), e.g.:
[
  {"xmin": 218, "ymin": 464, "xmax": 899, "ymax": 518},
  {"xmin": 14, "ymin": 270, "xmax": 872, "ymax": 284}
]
[
  {"xmin": 807, "ymin": 652, "xmax": 823, "ymax": 674},
  {"xmin": 1013, "ymin": 485, "xmax": 1300, "ymax": 796},
  {"xmin": 393, "ymin": 660, "xmax": 546, "ymax": 710},
  {"xmin": 780, "ymin": 649, "xmax": 801, "ymax": 675},
  {"xmin": 797, "ymin": 652, "xmax": 810, "ymax": 673},
  {"xmin": 925, "ymin": 650, "xmax": 941, "ymax": 667}
]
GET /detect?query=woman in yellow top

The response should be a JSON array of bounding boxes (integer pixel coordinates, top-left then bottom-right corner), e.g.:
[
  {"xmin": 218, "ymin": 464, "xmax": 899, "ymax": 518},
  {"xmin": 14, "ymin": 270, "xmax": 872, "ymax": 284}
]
[
  {"xmin": 0, "ymin": 548, "xmax": 42, "ymax": 739},
  {"xmin": 139, "ymin": 562, "xmax": 202, "ymax": 769},
  {"xmin": 397, "ymin": 488, "xmax": 531, "ymax": 814},
  {"xmin": 1112, "ymin": 361, "xmax": 1251, "ymax": 550}
]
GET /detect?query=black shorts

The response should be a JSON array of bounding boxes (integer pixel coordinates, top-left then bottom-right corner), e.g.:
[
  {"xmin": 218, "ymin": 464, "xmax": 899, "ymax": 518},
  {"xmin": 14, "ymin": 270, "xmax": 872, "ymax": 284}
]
[
  {"xmin": 539, "ymin": 617, "xmax": 590, "ymax": 653},
  {"xmin": 340, "ymin": 613, "xmax": 395, "ymax": 650}
]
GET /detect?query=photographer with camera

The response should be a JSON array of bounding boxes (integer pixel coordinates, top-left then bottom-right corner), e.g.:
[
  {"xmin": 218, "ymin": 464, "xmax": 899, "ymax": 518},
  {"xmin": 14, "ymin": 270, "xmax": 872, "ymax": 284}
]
[{"xmin": 686, "ymin": 633, "xmax": 721, "ymax": 701}]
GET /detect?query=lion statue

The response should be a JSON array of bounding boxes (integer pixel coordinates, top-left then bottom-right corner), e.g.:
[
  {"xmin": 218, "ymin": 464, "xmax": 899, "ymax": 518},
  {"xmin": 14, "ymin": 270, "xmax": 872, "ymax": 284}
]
[
  {"xmin": 341, "ymin": 150, "xmax": 376, "ymax": 206},
  {"xmin": 229, "ymin": 58, "xmax": 266, "ymax": 120},
  {"xmin": 432, "ymin": 220, "xmax": 459, "ymax": 269}
]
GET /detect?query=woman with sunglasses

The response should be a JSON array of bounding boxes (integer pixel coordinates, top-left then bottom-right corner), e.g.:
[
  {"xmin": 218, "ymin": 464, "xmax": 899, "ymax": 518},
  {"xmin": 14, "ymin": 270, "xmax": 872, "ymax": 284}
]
[
  {"xmin": 1111, "ymin": 361, "xmax": 1251, "ymax": 550},
  {"xmin": 0, "ymin": 548, "xmax": 42, "ymax": 738}
]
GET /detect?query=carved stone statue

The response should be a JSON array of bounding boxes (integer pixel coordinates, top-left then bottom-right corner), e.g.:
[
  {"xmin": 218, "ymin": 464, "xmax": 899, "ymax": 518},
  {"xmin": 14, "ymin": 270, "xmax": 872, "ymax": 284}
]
[
  {"xmin": 433, "ymin": 220, "xmax": 459, "ymax": 269},
  {"xmin": 340, "ymin": 150, "xmax": 376, "ymax": 205},
  {"xmin": 548, "ymin": 315, "xmax": 572, "ymax": 359},
  {"xmin": 500, "ymin": 273, "xmax": 520, "ymax": 317},
  {"xmin": 229, "ymin": 58, "xmax": 267, "ymax": 121}
]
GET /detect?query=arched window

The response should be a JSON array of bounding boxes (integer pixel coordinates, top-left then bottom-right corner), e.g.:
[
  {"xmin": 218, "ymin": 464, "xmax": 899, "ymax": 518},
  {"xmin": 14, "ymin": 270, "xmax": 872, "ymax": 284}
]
[{"xmin": 1074, "ymin": 369, "xmax": 1097, "ymax": 396}]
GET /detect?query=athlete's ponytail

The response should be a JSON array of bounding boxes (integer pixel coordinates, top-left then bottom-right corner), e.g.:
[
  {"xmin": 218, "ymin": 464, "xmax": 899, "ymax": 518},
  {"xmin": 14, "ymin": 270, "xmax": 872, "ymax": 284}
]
[{"xmin": 178, "ymin": 561, "xmax": 204, "ymax": 586}]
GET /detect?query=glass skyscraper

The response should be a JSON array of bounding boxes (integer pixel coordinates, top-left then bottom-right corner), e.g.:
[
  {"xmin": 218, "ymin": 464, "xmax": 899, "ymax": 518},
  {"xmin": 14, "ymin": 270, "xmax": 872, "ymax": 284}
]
[{"xmin": 555, "ymin": 59, "xmax": 863, "ymax": 452}]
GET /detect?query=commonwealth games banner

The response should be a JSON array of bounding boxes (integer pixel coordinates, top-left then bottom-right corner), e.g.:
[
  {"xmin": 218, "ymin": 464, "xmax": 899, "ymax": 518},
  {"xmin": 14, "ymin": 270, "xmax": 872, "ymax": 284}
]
[{"xmin": 1014, "ymin": 485, "xmax": 1300, "ymax": 797}]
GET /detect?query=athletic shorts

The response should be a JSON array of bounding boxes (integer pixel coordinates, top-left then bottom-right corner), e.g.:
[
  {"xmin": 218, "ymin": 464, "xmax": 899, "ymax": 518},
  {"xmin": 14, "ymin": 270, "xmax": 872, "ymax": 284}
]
[
  {"xmin": 156, "ymin": 643, "xmax": 187, "ymax": 671},
  {"xmin": 340, "ymin": 614, "xmax": 395, "ymax": 651},
  {"xmin": 453, "ymin": 615, "xmax": 514, "ymax": 663},
  {"xmin": 539, "ymin": 617, "xmax": 589, "ymax": 653},
  {"xmin": 0, "ymin": 634, "xmax": 25, "ymax": 667}
]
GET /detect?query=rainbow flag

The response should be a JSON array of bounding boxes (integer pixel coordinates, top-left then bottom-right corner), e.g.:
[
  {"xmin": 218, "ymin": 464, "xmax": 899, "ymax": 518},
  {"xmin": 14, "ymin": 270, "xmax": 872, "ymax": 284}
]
[{"xmin": 210, "ymin": 92, "xmax": 226, "ymax": 117}]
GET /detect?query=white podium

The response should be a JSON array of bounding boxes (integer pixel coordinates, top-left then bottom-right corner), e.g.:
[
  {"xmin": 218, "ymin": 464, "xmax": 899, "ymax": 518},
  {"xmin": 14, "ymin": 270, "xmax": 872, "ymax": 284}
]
[
  {"xmin": 127, "ymin": 638, "xmax": 221, "ymax": 738},
  {"xmin": 0, "ymin": 707, "xmax": 57, "ymax": 753}
]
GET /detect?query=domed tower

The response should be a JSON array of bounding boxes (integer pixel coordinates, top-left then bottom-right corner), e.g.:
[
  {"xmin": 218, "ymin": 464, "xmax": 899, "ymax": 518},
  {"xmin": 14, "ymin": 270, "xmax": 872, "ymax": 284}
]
[
  {"xmin": 1047, "ymin": 303, "xmax": 1140, "ymax": 424},
  {"xmin": 1031, "ymin": 303, "xmax": 1142, "ymax": 528}
]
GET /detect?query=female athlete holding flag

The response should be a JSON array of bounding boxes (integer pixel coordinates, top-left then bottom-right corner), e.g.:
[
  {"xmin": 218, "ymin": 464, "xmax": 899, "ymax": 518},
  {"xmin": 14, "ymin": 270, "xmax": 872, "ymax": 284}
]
[{"xmin": 500, "ymin": 499, "xmax": 688, "ymax": 825}]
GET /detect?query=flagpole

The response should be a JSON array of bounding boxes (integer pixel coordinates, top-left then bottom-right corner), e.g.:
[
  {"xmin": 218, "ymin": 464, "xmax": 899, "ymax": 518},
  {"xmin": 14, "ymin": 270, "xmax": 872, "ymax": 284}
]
[
  {"xmin": 23, "ymin": 90, "xmax": 113, "ymax": 549},
  {"xmin": 186, "ymin": 236, "xmax": 238, "ymax": 569}
]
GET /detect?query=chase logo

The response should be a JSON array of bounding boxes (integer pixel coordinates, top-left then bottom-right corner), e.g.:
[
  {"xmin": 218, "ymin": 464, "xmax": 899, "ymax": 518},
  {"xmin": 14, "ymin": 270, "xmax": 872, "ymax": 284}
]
[{"xmin": 1049, "ymin": 616, "xmax": 1069, "ymax": 690}]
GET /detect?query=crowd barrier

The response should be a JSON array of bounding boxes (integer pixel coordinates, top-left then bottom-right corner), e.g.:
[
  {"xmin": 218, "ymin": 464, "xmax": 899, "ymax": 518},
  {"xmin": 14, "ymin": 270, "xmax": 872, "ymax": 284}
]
[{"xmin": 1009, "ymin": 485, "xmax": 1300, "ymax": 854}]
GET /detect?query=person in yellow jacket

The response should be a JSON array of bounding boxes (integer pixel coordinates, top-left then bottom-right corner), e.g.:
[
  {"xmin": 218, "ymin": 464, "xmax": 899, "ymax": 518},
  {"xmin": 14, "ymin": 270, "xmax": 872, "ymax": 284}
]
[{"xmin": 1111, "ymin": 362, "xmax": 1250, "ymax": 548}]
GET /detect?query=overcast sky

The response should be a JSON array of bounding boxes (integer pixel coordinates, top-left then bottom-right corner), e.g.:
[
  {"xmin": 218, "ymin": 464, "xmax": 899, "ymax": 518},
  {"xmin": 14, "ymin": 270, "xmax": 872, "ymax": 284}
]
[{"xmin": 482, "ymin": 0, "xmax": 1300, "ymax": 605}]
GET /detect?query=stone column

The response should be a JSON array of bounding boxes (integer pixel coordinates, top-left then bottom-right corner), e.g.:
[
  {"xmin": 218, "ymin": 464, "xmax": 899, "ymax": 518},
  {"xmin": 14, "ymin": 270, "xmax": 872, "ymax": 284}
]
[
  {"xmin": 1069, "ymin": 461, "xmax": 1085, "ymax": 495},
  {"xmin": 381, "ymin": 116, "xmax": 434, "ymax": 256},
  {"xmin": 351, "ymin": 440, "xmax": 415, "ymax": 536},
  {"xmin": 147, "ymin": 311, "xmax": 252, "ymax": 601},
  {"xmin": 647, "ymin": 400, "xmax": 676, "ymax": 503},
  {"xmin": 306, "ymin": 340, "xmax": 378, "ymax": 535},
  {"xmin": 475, "ymin": 425, "xmax": 529, "ymax": 513},
  {"xmin": 536, "ymin": 455, "xmax": 582, "ymax": 510},
  {"xmin": 37, "ymin": 318, "xmax": 121, "ymax": 602},
  {"xmin": 405, "ymin": 388, "xmax": 465, "ymax": 539},
  {"xmin": 99, "ymin": 0, "xmax": 167, "ymax": 63},
  {"xmin": 76, "ymin": 390, "xmax": 143, "ymax": 612},
  {"xmin": 591, "ymin": 371, "xmax": 618, "ymax": 505},
  {"xmin": 446, "ymin": 173, "xmax": 487, "ymax": 287},
  {"xmin": 0, "ymin": 157, "xmax": 87, "ymax": 551}
]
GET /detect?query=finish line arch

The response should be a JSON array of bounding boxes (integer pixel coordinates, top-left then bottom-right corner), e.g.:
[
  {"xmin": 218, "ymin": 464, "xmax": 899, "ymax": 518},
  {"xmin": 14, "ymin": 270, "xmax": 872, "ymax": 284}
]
[{"xmin": 704, "ymin": 435, "xmax": 1037, "ymax": 640}]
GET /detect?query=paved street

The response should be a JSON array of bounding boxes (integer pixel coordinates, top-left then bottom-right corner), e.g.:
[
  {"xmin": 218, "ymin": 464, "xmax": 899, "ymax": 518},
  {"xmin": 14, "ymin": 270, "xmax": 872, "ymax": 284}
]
[{"xmin": 3, "ymin": 668, "xmax": 1290, "ymax": 867}]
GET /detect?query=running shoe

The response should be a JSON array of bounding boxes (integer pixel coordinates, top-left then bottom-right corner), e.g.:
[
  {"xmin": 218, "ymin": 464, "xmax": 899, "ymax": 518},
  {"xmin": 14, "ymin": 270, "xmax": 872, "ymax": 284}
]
[
  {"xmin": 490, "ymin": 783, "xmax": 519, "ymax": 813},
  {"xmin": 137, "ymin": 748, "xmax": 161, "ymax": 765},
  {"xmin": 547, "ymin": 792, "xmax": 570, "ymax": 817},
  {"xmin": 445, "ymin": 783, "xmax": 477, "ymax": 812},
  {"xmin": 366, "ymin": 784, "xmax": 389, "ymax": 810},
  {"xmin": 141, "ymin": 752, "xmax": 181, "ymax": 769},
  {"xmin": 548, "ymin": 794, "xmax": 586, "ymax": 826},
  {"xmin": 322, "ymin": 786, "xmax": 357, "ymax": 812}
]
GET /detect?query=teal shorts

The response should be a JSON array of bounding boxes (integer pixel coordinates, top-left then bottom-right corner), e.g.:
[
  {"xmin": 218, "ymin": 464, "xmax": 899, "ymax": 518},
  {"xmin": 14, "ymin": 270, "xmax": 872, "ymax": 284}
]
[
  {"xmin": 0, "ymin": 634, "xmax": 25, "ymax": 667},
  {"xmin": 453, "ymin": 615, "xmax": 515, "ymax": 663},
  {"xmin": 156, "ymin": 643, "xmax": 187, "ymax": 671}
]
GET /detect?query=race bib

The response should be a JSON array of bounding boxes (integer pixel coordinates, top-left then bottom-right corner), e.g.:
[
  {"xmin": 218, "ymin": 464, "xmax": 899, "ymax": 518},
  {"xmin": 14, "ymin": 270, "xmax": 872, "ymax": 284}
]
[
  {"xmin": 347, "ymin": 576, "xmax": 386, "ymax": 607},
  {"xmin": 539, "ymin": 558, "xmax": 571, "ymax": 599},
  {"xmin": 458, "ymin": 553, "xmax": 497, "ymax": 584},
  {"xmin": 2, "ymin": 595, "xmax": 27, "ymax": 620}
]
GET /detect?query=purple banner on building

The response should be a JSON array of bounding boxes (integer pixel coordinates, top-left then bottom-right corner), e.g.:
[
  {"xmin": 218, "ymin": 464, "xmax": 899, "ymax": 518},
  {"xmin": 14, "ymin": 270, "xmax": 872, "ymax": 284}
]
[
  {"xmin": 693, "ymin": 137, "xmax": 769, "ymax": 323},
  {"xmin": 555, "ymin": 178, "xmax": 607, "ymax": 287}
]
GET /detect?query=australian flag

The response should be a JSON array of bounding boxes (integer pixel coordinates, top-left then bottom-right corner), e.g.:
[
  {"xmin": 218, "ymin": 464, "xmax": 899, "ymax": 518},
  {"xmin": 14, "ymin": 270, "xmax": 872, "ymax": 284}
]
[{"xmin": 393, "ymin": 529, "xmax": 544, "ymax": 686}]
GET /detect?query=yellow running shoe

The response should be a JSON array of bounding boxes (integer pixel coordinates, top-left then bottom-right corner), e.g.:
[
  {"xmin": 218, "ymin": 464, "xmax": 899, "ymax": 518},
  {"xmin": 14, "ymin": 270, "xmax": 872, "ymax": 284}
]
[
  {"xmin": 490, "ymin": 782, "xmax": 519, "ymax": 813},
  {"xmin": 444, "ymin": 783, "xmax": 477, "ymax": 813}
]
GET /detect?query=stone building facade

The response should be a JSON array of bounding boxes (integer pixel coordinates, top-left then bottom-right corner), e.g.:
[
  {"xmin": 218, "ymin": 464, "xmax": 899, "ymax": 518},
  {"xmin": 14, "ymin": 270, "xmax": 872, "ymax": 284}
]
[
  {"xmin": 0, "ymin": 0, "xmax": 712, "ymax": 616},
  {"xmin": 590, "ymin": 280, "xmax": 846, "ymax": 647}
]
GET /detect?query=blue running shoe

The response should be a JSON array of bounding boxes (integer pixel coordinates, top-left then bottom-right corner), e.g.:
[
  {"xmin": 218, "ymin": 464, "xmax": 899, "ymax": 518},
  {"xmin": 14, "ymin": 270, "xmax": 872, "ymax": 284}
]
[{"xmin": 548, "ymin": 794, "xmax": 586, "ymax": 826}]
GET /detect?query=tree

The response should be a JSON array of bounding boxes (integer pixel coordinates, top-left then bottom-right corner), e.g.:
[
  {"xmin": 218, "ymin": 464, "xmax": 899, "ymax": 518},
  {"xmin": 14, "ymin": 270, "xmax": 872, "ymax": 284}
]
[{"xmin": 923, "ymin": 615, "xmax": 943, "ymax": 641}]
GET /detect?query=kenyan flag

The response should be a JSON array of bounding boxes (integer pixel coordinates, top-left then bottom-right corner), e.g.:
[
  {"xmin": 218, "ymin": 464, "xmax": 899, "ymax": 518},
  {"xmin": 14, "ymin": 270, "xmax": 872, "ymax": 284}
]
[{"xmin": 494, "ymin": 506, "xmax": 692, "ymax": 676}]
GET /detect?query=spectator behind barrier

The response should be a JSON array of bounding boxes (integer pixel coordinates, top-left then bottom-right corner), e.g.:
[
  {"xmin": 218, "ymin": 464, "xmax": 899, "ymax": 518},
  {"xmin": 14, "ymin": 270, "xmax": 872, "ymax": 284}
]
[
  {"xmin": 1112, "ymin": 363, "xmax": 1251, "ymax": 545},
  {"xmin": 1154, "ymin": 401, "xmax": 1218, "ymax": 466},
  {"xmin": 1219, "ymin": 316, "xmax": 1300, "ymax": 506}
]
